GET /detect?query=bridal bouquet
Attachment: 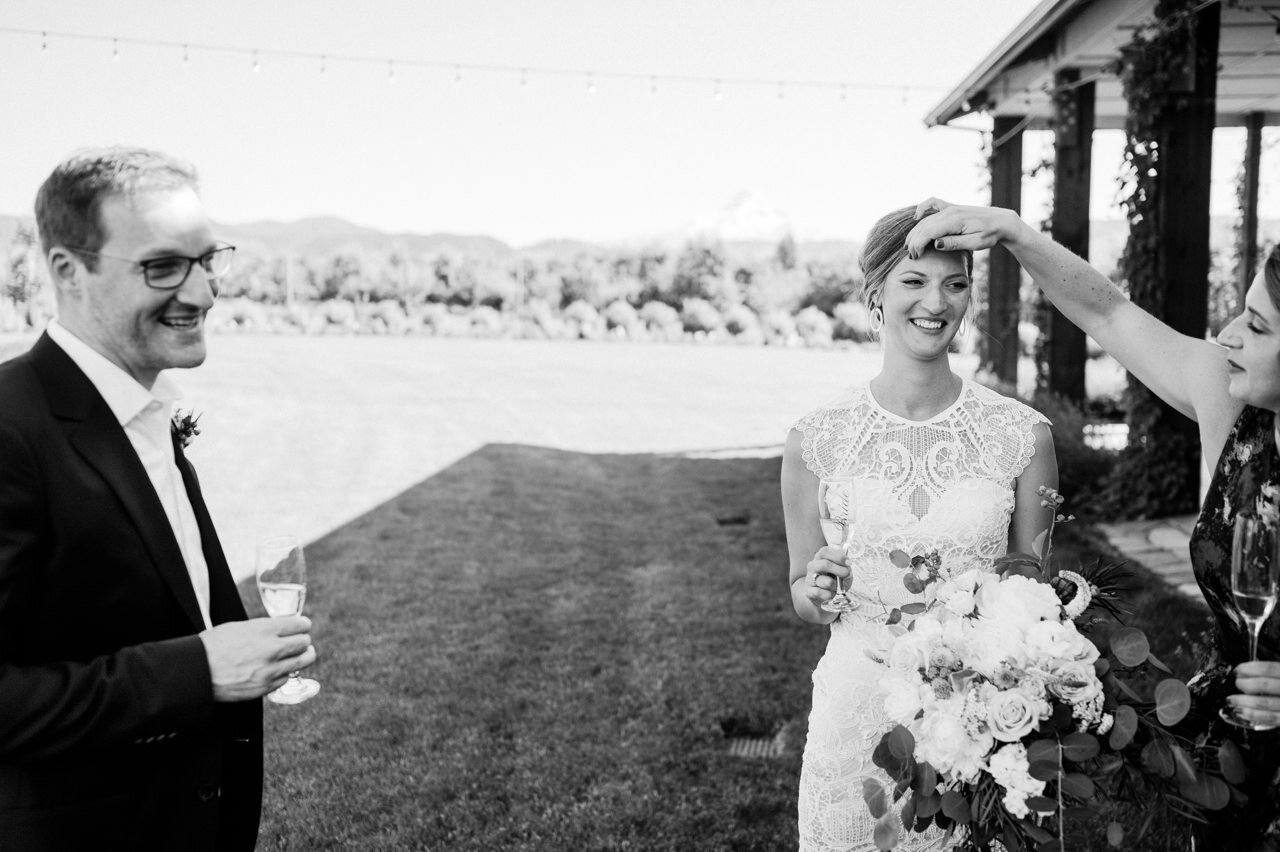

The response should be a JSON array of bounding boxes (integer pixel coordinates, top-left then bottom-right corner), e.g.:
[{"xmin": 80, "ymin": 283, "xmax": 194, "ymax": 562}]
[{"xmin": 864, "ymin": 492, "xmax": 1244, "ymax": 851}]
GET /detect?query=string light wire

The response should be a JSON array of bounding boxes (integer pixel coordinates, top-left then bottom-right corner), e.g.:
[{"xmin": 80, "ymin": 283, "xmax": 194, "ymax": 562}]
[{"xmin": 1, "ymin": 25, "xmax": 948, "ymax": 100}]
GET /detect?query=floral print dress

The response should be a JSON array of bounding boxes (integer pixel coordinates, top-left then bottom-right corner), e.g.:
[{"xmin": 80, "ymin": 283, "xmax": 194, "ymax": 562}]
[{"xmin": 1188, "ymin": 405, "xmax": 1280, "ymax": 851}]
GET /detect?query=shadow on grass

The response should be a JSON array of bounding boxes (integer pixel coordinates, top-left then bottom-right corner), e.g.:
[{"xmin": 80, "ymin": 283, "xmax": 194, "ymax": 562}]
[
  {"xmin": 253, "ymin": 443, "xmax": 1215, "ymax": 852},
  {"xmin": 255, "ymin": 443, "xmax": 823, "ymax": 852}
]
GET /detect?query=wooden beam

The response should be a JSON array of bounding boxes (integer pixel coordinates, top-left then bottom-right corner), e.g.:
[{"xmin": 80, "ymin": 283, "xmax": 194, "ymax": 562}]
[
  {"xmin": 1239, "ymin": 111, "xmax": 1264, "ymax": 302},
  {"xmin": 1048, "ymin": 70, "xmax": 1093, "ymax": 406},
  {"xmin": 989, "ymin": 116, "xmax": 1025, "ymax": 388},
  {"xmin": 1153, "ymin": 0, "xmax": 1220, "ymax": 513}
]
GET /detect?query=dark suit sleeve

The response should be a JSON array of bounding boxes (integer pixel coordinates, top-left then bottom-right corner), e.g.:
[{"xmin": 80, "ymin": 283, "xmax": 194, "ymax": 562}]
[{"xmin": 0, "ymin": 420, "xmax": 214, "ymax": 763}]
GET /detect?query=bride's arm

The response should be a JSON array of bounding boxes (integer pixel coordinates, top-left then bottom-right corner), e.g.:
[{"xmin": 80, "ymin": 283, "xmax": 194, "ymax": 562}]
[
  {"xmin": 1009, "ymin": 422, "xmax": 1058, "ymax": 565},
  {"xmin": 781, "ymin": 430, "xmax": 849, "ymax": 625}
]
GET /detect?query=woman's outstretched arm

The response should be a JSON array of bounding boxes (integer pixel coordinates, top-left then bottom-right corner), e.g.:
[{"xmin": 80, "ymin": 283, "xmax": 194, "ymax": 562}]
[{"xmin": 906, "ymin": 199, "xmax": 1241, "ymax": 464}]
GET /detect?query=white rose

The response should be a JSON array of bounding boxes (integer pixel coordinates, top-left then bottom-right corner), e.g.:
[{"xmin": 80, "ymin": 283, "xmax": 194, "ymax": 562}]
[
  {"xmin": 1024, "ymin": 620, "xmax": 1083, "ymax": 663},
  {"xmin": 887, "ymin": 633, "xmax": 931, "ymax": 675},
  {"xmin": 965, "ymin": 619, "xmax": 1027, "ymax": 677},
  {"xmin": 881, "ymin": 672, "xmax": 930, "ymax": 726},
  {"xmin": 974, "ymin": 575, "xmax": 1062, "ymax": 629},
  {"xmin": 934, "ymin": 570, "xmax": 985, "ymax": 616},
  {"xmin": 1048, "ymin": 661, "xmax": 1103, "ymax": 704},
  {"xmin": 915, "ymin": 696, "xmax": 992, "ymax": 783},
  {"xmin": 987, "ymin": 689, "xmax": 1040, "ymax": 742}
]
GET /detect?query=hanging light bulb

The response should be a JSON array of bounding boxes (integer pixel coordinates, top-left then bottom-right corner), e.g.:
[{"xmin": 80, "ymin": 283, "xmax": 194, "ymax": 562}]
[
  {"xmin": 714, "ymin": 79, "xmax": 723, "ymax": 101},
  {"xmin": 520, "ymin": 67, "xmax": 527, "ymax": 88},
  {"xmin": 840, "ymin": 84, "xmax": 848, "ymax": 102},
  {"xmin": 252, "ymin": 50, "xmax": 260, "ymax": 72},
  {"xmin": 320, "ymin": 54, "xmax": 327, "ymax": 75},
  {"xmin": 182, "ymin": 44, "xmax": 190, "ymax": 66},
  {"xmin": 587, "ymin": 74, "xmax": 596, "ymax": 95},
  {"xmin": 41, "ymin": 31, "xmax": 47, "ymax": 54},
  {"xmin": 453, "ymin": 64, "xmax": 462, "ymax": 86},
  {"xmin": 649, "ymin": 75, "xmax": 657, "ymax": 96},
  {"xmin": 776, "ymin": 81, "xmax": 785, "ymax": 100},
  {"xmin": 112, "ymin": 38, "xmax": 120, "ymax": 62},
  {"xmin": 388, "ymin": 59, "xmax": 396, "ymax": 83}
]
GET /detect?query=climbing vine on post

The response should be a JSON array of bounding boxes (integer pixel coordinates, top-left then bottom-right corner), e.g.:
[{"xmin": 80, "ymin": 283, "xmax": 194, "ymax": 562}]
[{"xmin": 1104, "ymin": 0, "xmax": 1204, "ymax": 518}]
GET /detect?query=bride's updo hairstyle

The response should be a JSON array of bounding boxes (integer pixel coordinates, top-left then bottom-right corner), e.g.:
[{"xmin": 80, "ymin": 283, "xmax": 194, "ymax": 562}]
[{"xmin": 858, "ymin": 206, "xmax": 973, "ymax": 312}]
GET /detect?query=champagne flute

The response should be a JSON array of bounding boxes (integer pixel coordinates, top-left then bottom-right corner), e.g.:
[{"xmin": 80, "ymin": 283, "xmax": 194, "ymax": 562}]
[
  {"xmin": 256, "ymin": 534, "xmax": 320, "ymax": 705},
  {"xmin": 817, "ymin": 476, "xmax": 857, "ymax": 614},
  {"xmin": 1220, "ymin": 512, "xmax": 1278, "ymax": 731}
]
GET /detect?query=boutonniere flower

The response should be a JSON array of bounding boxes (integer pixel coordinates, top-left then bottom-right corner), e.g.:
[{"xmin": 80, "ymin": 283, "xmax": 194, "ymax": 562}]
[{"xmin": 171, "ymin": 409, "xmax": 202, "ymax": 448}]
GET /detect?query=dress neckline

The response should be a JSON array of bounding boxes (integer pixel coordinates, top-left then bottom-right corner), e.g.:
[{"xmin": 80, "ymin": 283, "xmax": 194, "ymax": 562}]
[{"xmin": 866, "ymin": 378, "xmax": 968, "ymax": 425}]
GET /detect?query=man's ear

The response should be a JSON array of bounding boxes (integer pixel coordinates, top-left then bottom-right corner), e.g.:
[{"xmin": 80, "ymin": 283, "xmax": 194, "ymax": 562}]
[{"xmin": 46, "ymin": 247, "xmax": 83, "ymax": 299}]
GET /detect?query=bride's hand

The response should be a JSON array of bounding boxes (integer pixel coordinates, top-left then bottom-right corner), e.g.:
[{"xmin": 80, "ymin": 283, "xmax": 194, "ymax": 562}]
[
  {"xmin": 1229, "ymin": 660, "xmax": 1280, "ymax": 728},
  {"xmin": 803, "ymin": 546, "xmax": 851, "ymax": 609},
  {"xmin": 904, "ymin": 197, "xmax": 1028, "ymax": 260}
]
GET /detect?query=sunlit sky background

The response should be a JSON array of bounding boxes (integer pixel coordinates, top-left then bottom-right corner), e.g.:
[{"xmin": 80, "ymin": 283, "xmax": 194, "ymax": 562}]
[{"xmin": 1, "ymin": 0, "xmax": 1274, "ymax": 247}]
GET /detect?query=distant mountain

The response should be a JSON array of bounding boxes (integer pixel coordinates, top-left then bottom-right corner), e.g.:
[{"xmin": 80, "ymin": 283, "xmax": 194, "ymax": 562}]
[
  {"xmin": 1, "ymin": 210, "xmax": 1274, "ymax": 271},
  {"xmin": 216, "ymin": 216, "xmax": 516, "ymax": 260},
  {"xmin": 676, "ymin": 190, "xmax": 794, "ymax": 245}
]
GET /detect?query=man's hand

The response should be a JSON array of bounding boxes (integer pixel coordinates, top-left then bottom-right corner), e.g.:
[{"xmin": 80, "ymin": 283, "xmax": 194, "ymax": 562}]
[{"xmin": 199, "ymin": 616, "xmax": 316, "ymax": 702}]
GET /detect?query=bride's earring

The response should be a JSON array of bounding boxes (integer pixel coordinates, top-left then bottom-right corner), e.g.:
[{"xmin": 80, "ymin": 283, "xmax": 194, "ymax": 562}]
[
  {"xmin": 957, "ymin": 316, "xmax": 967, "ymax": 338},
  {"xmin": 869, "ymin": 306, "xmax": 883, "ymax": 334}
]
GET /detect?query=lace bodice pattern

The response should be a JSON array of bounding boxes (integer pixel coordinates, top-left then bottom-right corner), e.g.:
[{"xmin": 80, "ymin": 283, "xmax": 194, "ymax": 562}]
[{"xmin": 793, "ymin": 380, "xmax": 1048, "ymax": 852}]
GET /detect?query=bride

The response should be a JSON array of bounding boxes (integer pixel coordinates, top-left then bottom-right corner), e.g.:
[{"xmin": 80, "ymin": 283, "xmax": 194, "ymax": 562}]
[{"xmin": 781, "ymin": 206, "xmax": 1058, "ymax": 851}]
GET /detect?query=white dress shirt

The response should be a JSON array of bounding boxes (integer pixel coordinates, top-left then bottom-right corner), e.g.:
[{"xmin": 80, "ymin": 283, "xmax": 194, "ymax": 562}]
[{"xmin": 46, "ymin": 320, "xmax": 213, "ymax": 628}]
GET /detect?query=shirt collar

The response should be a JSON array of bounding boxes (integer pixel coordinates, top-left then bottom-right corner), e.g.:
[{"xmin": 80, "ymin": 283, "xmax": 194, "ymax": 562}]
[{"xmin": 46, "ymin": 319, "xmax": 183, "ymax": 427}]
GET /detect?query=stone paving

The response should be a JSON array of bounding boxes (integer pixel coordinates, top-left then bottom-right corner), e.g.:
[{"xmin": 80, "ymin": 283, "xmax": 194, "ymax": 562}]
[{"xmin": 1097, "ymin": 514, "xmax": 1203, "ymax": 605}]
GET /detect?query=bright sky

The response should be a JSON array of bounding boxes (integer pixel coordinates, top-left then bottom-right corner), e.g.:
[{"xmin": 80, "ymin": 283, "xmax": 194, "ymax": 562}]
[{"xmin": 0, "ymin": 0, "xmax": 1272, "ymax": 247}]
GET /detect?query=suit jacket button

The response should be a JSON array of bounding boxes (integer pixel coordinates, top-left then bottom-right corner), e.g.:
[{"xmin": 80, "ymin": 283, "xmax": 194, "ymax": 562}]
[{"xmin": 197, "ymin": 785, "xmax": 220, "ymax": 802}]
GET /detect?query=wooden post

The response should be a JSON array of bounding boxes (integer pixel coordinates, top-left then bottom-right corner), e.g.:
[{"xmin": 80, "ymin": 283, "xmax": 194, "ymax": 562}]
[
  {"xmin": 989, "ymin": 115, "xmax": 1024, "ymax": 388},
  {"xmin": 1048, "ymin": 71, "xmax": 1093, "ymax": 406},
  {"xmin": 1239, "ymin": 111, "xmax": 1264, "ymax": 302},
  {"xmin": 1154, "ymin": 0, "xmax": 1219, "ymax": 513}
]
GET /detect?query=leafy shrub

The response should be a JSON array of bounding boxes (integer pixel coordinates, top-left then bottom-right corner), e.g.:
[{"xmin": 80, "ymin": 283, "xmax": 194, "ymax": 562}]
[
  {"xmin": 760, "ymin": 309, "xmax": 798, "ymax": 345},
  {"xmin": 832, "ymin": 301, "xmax": 872, "ymax": 342},
  {"xmin": 602, "ymin": 300, "xmax": 642, "ymax": 339},
  {"xmin": 794, "ymin": 306, "xmax": 834, "ymax": 346},
  {"xmin": 563, "ymin": 300, "xmax": 605, "ymax": 340},
  {"xmin": 639, "ymin": 301, "xmax": 682, "ymax": 341},
  {"xmin": 680, "ymin": 298, "xmax": 723, "ymax": 334}
]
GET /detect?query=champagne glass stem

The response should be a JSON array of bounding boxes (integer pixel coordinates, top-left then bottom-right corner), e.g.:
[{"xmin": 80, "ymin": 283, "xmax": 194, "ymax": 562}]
[{"xmin": 1250, "ymin": 622, "xmax": 1261, "ymax": 662}]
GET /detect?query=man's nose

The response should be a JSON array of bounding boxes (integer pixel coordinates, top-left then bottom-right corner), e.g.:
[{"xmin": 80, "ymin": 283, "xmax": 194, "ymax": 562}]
[{"xmin": 177, "ymin": 266, "xmax": 218, "ymax": 308}]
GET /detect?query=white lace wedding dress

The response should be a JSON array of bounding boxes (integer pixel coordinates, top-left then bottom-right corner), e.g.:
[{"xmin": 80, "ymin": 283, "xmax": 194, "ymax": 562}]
[{"xmin": 793, "ymin": 379, "xmax": 1048, "ymax": 852}]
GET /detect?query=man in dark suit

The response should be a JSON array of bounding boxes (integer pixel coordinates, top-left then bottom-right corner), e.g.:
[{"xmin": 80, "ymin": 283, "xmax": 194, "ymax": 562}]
[{"xmin": 0, "ymin": 147, "xmax": 317, "ymax": 850}]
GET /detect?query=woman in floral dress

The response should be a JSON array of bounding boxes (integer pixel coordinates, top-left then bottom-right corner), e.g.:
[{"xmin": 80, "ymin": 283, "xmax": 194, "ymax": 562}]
[{"xmin": 908, "ymin": 200, "xmax": 1280, "ymax": 849}]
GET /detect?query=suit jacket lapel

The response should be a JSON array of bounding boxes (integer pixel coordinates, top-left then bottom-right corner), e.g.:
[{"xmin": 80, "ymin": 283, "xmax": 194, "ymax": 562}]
[
  {"xmin": 30, "ymin": 334, "xmax": 208, "ymax": 631},
  {"xmin": 173, "ymin": 438, "xmax": 247, "ymax": 625}
]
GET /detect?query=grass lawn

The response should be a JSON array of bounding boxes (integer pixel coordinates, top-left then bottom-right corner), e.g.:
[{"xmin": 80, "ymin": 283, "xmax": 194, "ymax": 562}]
[{"xmin": 254, "ymin": 445, "xmax": 1211, "ymax": 851}]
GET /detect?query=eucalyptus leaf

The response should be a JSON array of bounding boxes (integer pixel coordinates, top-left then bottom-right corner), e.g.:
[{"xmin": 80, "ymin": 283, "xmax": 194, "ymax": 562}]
[
  {"xmin": 1141, "ymin": 738, "xmax": 1175, "ymax": 778},
  {"xmin": 889, "ymin": 549, "xmax": 911, "ymax": 569},
  {"xmin": 941, "ymin": 791, "xmax": 970, "ymax": 824},
  {"xmin": 1218, "ymin": 739, "xmax": 1247, "ymax": 785},
  {"xmin": 1029, "ymin": 759, "xmax": 1060, "ymax": 783},
  {"xmin": 1108, "ymin": 704, "xmax": 1138, "ymax": 750},
  {"xmin": 1059, "ymin": 772, "xmax": 1095, "ymax": 800},
  {"xmin": 1106, "ymin": 822, "xmax": 1125, "ymax": 847},
  {"xmin": 1110, "ymin": 627, "xmax": 1151, "ymax": 667},
  {"xmin": 863, "ymin": 778, "xmax": 889, "ymax": 818},
  {"xmin": 1154, "ymin": 678, "xmax": 1191, "ymax": 726},
  {"xmin": 873, "ymin": 816, "xmax": 900, "ymax": 851},
  {"xmin": 900, "ymin": 602, "xmax": 928, "ymax": 615},
  {"xmin": 1061, "ymin": 731, "xmax": 1100, "ymax": 762},
  {"xmin": 1026, "ymin": 796, "xmax": 1058, "ymax": 814}
]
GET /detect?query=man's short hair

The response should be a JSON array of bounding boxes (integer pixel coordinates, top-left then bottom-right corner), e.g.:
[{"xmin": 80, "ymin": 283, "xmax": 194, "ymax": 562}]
[{"xmin": 35, "ymin": 146, "xmax": 199, "ymax": 270}]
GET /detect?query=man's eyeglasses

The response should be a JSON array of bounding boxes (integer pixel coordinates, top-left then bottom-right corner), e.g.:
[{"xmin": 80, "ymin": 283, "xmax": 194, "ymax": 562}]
[{"xmin": 68, "ymin": 244, "xmax": 236, "ymax": 290}]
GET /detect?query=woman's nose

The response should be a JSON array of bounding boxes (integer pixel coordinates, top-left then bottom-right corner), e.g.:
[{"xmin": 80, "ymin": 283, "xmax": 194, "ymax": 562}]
[{"xmin": 1217, "ymin": 314, "xmax": 1243, "ymax": 349}]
